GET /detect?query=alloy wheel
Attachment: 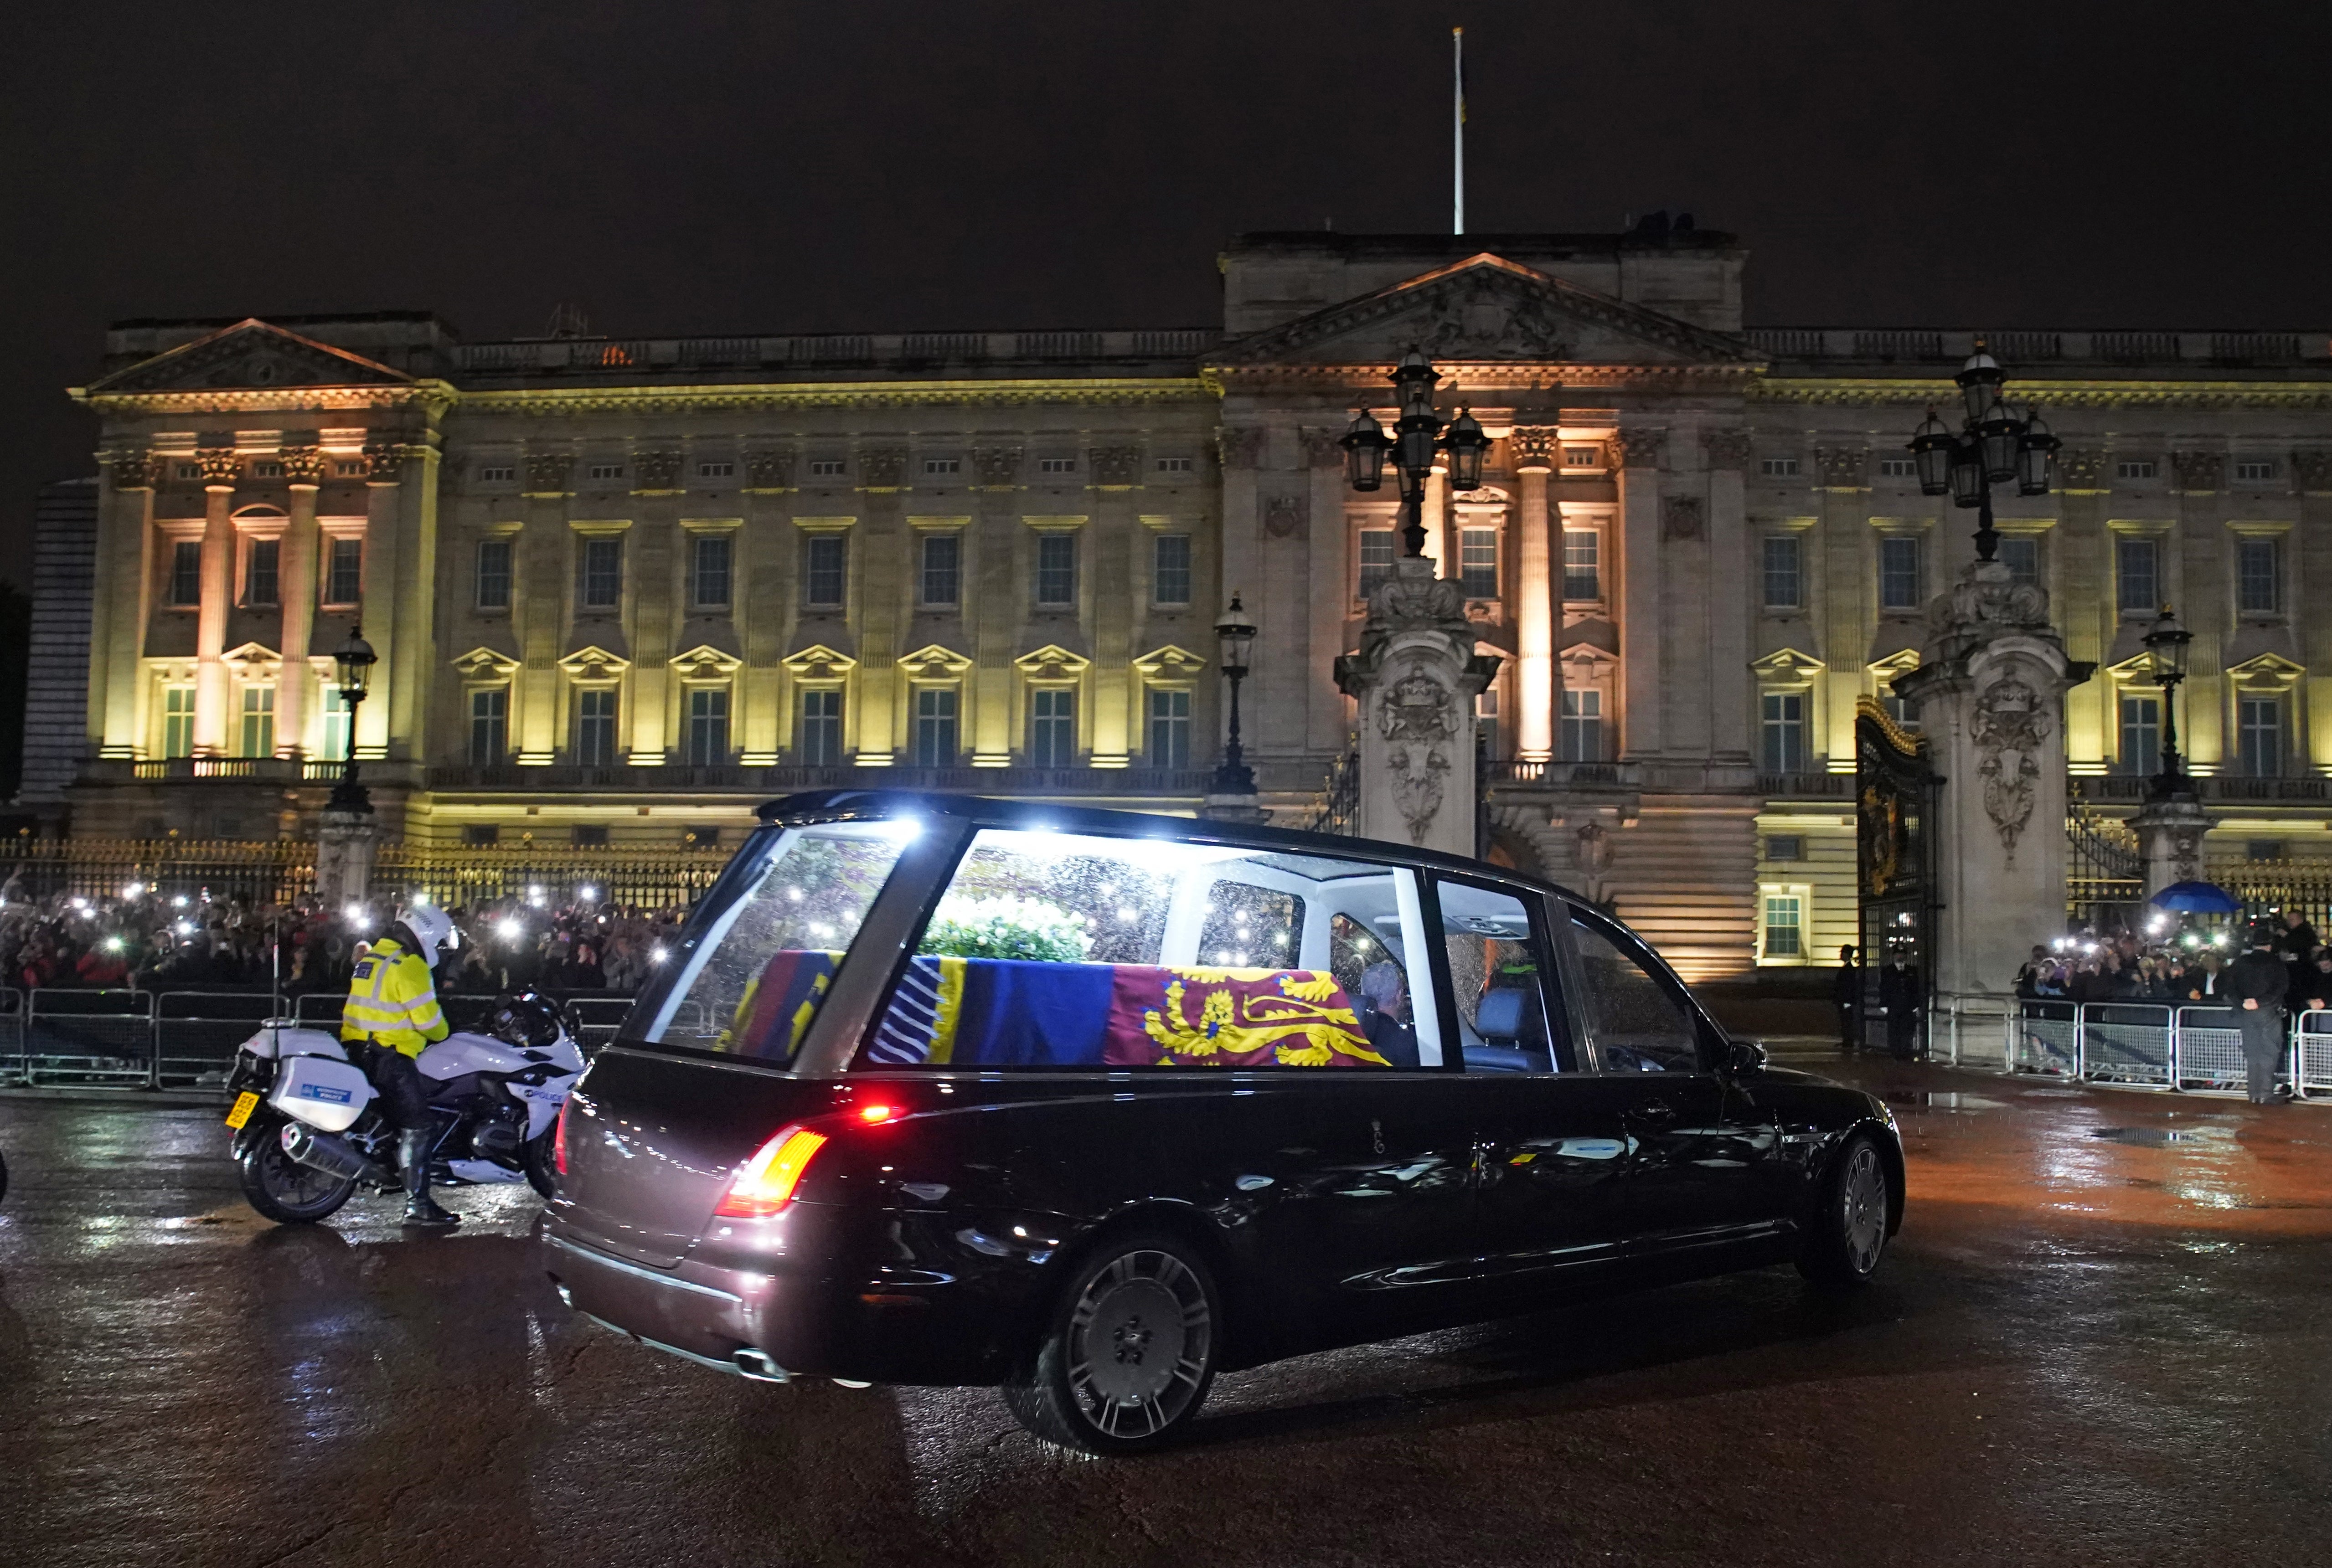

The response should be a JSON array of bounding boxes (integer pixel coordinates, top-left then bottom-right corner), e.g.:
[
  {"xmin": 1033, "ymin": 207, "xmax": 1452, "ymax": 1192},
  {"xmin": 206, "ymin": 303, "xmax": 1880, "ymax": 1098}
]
[
  {"xmin": 1064, "ymin": 1249, "xmax": 1212, "ymax": 1441},
  {"xmin": 1840, "ymin": 1141, "xmax": 1888, "ymax": 1275}
]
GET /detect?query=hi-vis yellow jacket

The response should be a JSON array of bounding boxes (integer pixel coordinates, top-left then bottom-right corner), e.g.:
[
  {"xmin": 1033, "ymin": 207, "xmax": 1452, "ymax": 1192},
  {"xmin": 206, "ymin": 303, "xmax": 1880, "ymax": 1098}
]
[{"xmin": 339, "ymin": 934, "xmax": 450, "ymax": 1058}]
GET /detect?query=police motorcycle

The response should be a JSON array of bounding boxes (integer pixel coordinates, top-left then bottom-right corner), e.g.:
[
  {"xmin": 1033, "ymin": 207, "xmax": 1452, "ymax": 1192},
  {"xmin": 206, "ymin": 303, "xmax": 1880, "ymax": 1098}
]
[{"xmin": 223, "ymin": 991, "xmax": 583, "ymax": 1224}]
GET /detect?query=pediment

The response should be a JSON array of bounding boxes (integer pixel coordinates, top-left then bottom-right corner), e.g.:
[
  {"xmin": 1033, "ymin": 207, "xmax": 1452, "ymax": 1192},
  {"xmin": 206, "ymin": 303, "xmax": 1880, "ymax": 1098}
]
[
  {"xmin": 780, "ymin": 643, "xmax": 858, "ymax": 679},
  {"xmin": 670, "ymin": 643, "xmax": 743, "ymax": 679},
  {"xmin": 1013, "ymin": 643, "xmax": 1092, "ymax": 680},
  {"xmin": 1751, "ymin": 647, "xmax": 1825, "ymax": 682},
  {"xmin": 88, "ymin": 319, "xmax": 414, "ymax": 395},
  {"xmin": 897, "ymin": 643, "xmax": 974, "ymax": 679},
  {"xmin": 558, "ymin": 644, "xmax": 631, "ymax": 681},
  {"xmin": 452, "ymin": 646, "xmax": 520, "ymax": 681},
  {"xmin": 221, "ymin": 642, "xmax": 280, "ymax": 668},
  {"xmin": 2226, "ymin": 651, "xmax": 2306, "ymax": 689},
  {"xmin": 1212, "ymin": 254, "xmax": 1760, "ymax": 370},
  {"xmin": 1131, "ymin": 644, "xmax": 1208, "ymax": 681}
]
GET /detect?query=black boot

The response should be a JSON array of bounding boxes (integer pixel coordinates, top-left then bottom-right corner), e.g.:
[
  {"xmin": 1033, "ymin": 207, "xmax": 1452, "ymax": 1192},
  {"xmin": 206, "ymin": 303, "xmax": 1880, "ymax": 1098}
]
[{"xmin": 399, "ymin": 1128, "xmax": 459, "ymax": 1228}]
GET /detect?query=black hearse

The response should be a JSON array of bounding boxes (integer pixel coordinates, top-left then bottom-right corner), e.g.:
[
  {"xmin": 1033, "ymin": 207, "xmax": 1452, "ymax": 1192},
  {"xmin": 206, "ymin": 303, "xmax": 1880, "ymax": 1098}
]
[{"xmin": 544, "ymin": 792, "xmax": 1901, "ymax": 1454}]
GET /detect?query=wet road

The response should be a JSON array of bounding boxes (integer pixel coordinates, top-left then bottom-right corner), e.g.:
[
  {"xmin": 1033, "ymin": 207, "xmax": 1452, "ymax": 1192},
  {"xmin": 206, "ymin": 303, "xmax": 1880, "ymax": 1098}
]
[{"xmin": 1, "ymin": 1056, "xmax": 2328, "ymax": 1568}]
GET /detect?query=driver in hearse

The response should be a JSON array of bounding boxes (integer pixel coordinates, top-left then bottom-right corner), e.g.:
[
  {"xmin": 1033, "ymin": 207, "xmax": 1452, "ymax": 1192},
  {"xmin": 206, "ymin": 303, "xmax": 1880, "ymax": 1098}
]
[{"xmin": 341, "ymin": 903, "xmax": 462, "ymax": 1227}]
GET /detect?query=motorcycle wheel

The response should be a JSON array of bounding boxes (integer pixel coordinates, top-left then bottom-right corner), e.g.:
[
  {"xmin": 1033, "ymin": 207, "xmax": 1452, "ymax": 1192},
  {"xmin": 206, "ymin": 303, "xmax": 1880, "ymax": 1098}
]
[
  {"xmin": 522, "ymin": 1127, "xmax": 557, "ymax": 1200},
  {"xmin": 237, "ymin": 1117, "xmax": 359, "ymax": 1224}
]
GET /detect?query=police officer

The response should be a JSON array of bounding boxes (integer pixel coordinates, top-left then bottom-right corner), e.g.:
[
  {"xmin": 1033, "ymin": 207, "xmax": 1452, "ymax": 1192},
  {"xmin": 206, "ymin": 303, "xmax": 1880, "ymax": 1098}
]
[
  {"xmin": 342, "ymin": 903, "xmax": 462, "ymax": 1226},
  {"xmin": 2225, "ymin": 920, "xmax": 2294, "ymax": 1106}
]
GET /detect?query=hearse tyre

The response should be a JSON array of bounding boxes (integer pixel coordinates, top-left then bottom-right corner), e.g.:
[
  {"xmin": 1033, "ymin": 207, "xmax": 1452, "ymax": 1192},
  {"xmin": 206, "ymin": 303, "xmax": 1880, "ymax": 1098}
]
[
  {"xmin": 1796, "ymin": 1131, "xmax": 1895, "ymax": 1293},
  {"xmin": 1005, "ymin": 1229, "xmax": 1224, "ymax": 1455}
]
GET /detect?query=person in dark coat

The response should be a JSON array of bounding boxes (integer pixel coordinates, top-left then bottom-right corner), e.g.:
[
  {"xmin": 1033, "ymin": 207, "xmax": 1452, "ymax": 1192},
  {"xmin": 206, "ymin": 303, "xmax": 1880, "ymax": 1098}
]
[
  {"xmin": 1878, "ymin": 952, "xmax": 1923, "ymax": 1059},
  {"xmin": 2225, "ymin": 922, "xmax": 2294, "ymax": 1105},
  {"xmin": 2276, "ymin": 910, "xmax": 2319, "ymax": 986},
  {"xmin": 1833, "ymin": 945, "xmax": 1863, "ymax": 1050}
]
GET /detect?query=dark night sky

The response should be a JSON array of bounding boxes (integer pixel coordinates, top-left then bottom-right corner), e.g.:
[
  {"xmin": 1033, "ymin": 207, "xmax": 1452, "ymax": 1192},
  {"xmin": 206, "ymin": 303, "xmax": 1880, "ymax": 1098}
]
[{"xmin": 5, "ymin": 0, "xmax": 2328, "ymax": 586}]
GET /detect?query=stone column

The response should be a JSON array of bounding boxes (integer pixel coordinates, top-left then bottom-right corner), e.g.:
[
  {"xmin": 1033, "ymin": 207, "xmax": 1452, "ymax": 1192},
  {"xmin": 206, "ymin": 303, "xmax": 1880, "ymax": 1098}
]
[
  {"xmin": 359, "ymin": 443, "xmax": 403, "ymax": 760},
  {"xmin": 1335, "ymin": 557, "xmax": 1500, "ymax": 856},
  {"xmin": 1612, "ymin": 428, "xmax": 1665, "ymax": 760},
  {"xmin": 97, "ymin": 451, "xmax": 159, "ymax": 758},
  {"xmin": 275, "ymin": 447, "xmax": 325, "ymax": 755},
  {"xmin": 193, "ymin": 447, "xmax": 240, "ymax": 754},
  {"xmin": 314, "ymin": 806, "xmax": 378, "ymax": 906},
  {"xmin": 1511, "ymin": 429, "xmax": 1556, "ymax": 761},
  {"xmin": 1703, "ymin": 429, "xmax": 1754, "ymax": 763},
  {"xmin": 1421, "ymin": 468, "xmax": 1449, "ymax": 567},
  {"xmin": 1895, "ymin": 561, "xmax": 2091, "ymax": 998},
  {"xmin": 2131, "ymin": 790, "xmax": 2215, "ymax": 899}
]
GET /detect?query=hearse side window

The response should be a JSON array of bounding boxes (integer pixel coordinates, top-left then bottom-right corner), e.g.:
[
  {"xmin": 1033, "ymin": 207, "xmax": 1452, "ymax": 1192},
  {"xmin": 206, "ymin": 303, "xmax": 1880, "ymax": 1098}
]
[
  {"xmin": 1436, "ymin": 880, "xmax": 1571, "ymax": 1074},
  {"xmin": 1568, "ymin": 909, "xmax": 1703, "ymax": 1073},
  {"xmin": 860, "ymin": 829, "xmax": 1444, "ymax": 1069},
  {"xmin": 635, "ymin": 821, "xmax": 918, "ymax": 1060}
]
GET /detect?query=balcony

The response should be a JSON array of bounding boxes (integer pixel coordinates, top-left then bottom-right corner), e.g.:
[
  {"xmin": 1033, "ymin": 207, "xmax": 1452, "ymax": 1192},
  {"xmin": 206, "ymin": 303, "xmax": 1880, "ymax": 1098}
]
[
  {"xmin": 1481, "ymin": 761, "xmax": 1643, "ymax": 790},
  {"xmin": 90, "ymin": 757, "xmax": 379, "ymax": 787},
  {"xmin": 1757, "ymin": 771, "xmax": 1856, "ymax": 799},
  {"xmin": 422, "ymin": 762, "xmax": 1218, "ymax": 796},
  {"xmin": 2079, "ymin": 773, "xmax": 2332, "ymax": 805}
]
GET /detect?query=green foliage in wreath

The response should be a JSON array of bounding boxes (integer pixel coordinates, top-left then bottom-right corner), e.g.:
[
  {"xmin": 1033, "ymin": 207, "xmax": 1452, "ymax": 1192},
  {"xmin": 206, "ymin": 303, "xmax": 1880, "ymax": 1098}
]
[{"xmin": 919, "ymin": 895, "xmax": 1094, "ymax": 962}]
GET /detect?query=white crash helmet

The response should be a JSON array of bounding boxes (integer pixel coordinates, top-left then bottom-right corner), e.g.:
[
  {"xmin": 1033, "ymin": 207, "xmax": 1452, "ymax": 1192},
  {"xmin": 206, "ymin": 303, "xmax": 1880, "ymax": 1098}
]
[{"xmin": 398, "ymin": 901, "xmax": 459, "ymax": 970}]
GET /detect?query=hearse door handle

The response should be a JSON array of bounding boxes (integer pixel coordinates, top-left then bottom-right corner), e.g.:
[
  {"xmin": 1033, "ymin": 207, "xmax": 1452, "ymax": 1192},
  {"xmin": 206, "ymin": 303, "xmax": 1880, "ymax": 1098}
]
[{"xmin": 1629, "ymin": 1100, "xmax": 1677, "ymax": 1126}]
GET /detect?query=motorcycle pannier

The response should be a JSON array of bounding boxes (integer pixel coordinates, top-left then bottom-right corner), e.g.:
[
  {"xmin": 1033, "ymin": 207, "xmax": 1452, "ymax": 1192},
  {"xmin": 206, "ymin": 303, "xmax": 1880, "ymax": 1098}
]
[{"xmin": 268, "ymin": 1053, "xmax": 375, "ymax": 1132}]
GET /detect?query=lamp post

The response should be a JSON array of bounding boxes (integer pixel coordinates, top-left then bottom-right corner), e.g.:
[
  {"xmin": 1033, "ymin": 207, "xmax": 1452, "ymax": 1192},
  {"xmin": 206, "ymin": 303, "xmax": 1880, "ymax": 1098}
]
[
  {"xmin": 2142, "ymin": 604, "xmax": 2193, "ymax": 798},
  {"xmin": 1211, "ymin": 593, "xmax": 1258, "ymax": 796},
  {"xmin": 1340, "ymin": 348, "xmax": 1492, "ymax": 562},
  {"xmin": 328, "ymin": 623, "xmax": 377, "ymax": 814},
  {"xmin": 1907, "ymin": 342, "xmax": 2059, "ymax": 563}
]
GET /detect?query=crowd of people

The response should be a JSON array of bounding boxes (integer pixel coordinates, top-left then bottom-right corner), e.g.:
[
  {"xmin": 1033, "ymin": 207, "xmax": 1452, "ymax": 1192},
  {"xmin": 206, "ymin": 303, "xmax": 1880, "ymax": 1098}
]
[
  {"xmin": 0, "ymin": 874, "xmax": 687, "ymax": 999},
  {"xmin": 2013, "ymin": 908, "xmax": 2332, "ymax": 1013}
]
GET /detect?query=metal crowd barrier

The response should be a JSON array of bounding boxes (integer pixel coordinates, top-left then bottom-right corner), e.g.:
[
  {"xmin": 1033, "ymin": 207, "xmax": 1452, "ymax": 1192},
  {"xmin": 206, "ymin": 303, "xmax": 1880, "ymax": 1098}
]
[
  {"xmin": 0, "ymin": 985, "xmax": 642, "ymax": 1093},
  {"xmin": 2003, "ymin": 1000, "xmax": 2310, "ymax": 1096}
]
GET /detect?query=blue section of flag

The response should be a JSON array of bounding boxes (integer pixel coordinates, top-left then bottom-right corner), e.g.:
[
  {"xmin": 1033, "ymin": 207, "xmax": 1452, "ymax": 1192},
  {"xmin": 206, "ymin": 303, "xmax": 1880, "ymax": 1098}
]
[
  {"xmin": 952, "ymin": 959, "xmax": 1114, "ymax": 1066},
  {"xmin": 867, "ymin": 956, "xmax": 945, "ymax": 1065}
]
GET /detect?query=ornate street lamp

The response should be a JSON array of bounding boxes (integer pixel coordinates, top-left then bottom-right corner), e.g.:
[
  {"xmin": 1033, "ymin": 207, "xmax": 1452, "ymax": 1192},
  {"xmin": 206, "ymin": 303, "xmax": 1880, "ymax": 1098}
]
[
  {"xmin": 1342, "ymin": 347, "xmax": 1494, "ymax": 561},
  {"xmin": 328, "ymin": 623, "xmax": 377, "ymax": 813},
  {"xmin": 1211, "ymin": 593, "xmax": 1258, "ymax": 796},
  {"xmin": 2142, "ymin": 604, "xmax": 2193, "ymax": 798},
  {"xmin": 1907, "ymin": 342, "xmax": 2058, "ymax": 563}
]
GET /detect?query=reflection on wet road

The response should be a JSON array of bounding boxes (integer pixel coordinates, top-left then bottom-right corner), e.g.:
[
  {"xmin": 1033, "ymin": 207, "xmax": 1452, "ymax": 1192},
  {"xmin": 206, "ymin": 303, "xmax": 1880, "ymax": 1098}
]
[{"xmin": 2, "ymin": 1059, "xmax": 2328, "ymax": 1568}]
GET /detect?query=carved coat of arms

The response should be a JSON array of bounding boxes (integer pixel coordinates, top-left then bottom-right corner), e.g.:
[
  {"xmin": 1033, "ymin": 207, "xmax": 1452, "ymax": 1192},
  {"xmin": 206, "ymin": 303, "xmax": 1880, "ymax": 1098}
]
[
  {"xmin": 1972, "ymin": 676, "xmax": 2049, "ymax": 863},
  {"xmin": 1376, "ymin": 663, "xmax": 1457, "ymax": 845}
]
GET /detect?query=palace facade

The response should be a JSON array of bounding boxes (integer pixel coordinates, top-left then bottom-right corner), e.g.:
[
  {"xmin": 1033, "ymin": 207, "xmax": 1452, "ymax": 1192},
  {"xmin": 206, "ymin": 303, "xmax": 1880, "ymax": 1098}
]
[{"xmin": 61, "ymin": 230, "xmax": 2332, "ymax": 978}]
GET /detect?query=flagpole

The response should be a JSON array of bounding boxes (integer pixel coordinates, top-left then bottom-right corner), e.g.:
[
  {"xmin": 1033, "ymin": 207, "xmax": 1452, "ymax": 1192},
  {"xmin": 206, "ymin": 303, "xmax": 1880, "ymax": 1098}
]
[{"xmin": 1452, "ymin": 26, "xmax": 1465, "ymax": 235}]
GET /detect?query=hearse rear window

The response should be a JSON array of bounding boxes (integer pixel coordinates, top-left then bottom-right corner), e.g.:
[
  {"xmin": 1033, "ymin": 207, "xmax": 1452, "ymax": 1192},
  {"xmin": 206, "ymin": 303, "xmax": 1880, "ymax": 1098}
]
[
  {"xmin": 861, "ymin": 828, "xmax": 1445, "ymax": 1070},
  {"xmin": 637, "ymin": 820, "xmax": 918, "ymax": 1059}
]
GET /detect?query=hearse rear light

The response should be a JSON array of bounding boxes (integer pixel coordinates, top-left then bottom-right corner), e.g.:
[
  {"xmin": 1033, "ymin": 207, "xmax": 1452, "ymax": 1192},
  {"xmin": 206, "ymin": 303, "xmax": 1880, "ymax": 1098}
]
[
  {"xmin": 715, "ymin": 1126, "xmax": 829, "ymax": 1218},
  {"xmin": 856, "ymin": 1103, "xmax": 899, "ymax": 1125}
]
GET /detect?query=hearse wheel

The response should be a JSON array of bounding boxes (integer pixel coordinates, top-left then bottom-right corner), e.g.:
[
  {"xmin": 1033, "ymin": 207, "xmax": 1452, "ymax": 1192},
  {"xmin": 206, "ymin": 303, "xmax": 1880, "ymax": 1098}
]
[
  {"xmin": 1798, "ymin": 1131, "xmax": 1891, "ymax": 1293},
  {"xmin": 1004, "ymin": 1231, "xmax": 1220, "ymax": 1455}
]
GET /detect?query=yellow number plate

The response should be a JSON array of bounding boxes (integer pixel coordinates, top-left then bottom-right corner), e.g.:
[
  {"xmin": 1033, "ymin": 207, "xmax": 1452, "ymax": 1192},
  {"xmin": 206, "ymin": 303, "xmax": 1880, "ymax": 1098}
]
[{"xmin": 225, "ymin": 1090, "xmax": 261, "ymax": 1130}]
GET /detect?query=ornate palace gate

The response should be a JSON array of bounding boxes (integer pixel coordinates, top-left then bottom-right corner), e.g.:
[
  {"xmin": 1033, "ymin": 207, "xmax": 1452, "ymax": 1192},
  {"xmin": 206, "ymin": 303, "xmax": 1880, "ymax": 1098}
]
[{"xmin": 1857, "ymin": 699, "xmax": 1938, "ymax": 1056}]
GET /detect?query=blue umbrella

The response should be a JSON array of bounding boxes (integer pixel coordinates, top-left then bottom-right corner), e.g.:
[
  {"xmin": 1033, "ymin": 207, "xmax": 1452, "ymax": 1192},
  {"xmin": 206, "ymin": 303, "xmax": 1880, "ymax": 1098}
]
[{"xmin": 2150, "ymin": 880, "xmax": 2242, "ymax": 915}]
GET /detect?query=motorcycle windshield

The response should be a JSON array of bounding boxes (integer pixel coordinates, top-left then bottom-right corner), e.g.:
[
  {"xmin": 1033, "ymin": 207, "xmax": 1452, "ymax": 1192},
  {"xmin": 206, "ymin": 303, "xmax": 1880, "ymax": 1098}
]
[{"xmin": 623, "ymin": 819, "xmax": 922, "ymax": 1065}]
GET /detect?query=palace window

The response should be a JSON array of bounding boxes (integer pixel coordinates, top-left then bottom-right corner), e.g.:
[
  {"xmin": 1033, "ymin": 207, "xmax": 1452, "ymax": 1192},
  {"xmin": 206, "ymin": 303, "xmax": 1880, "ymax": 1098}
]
[
  {"xmin": 1761, "ymin": 893, "xmax": 1804, "ymax": 958},
  {"xmin": 697, "ymin": 461, "xmax": 734, "ymax": 479},
  {"xmin": 1879, "ymin": 457, "xmax": 1916, "ymax": 479},
  {"xmin": 1357, "ymin": 528, "xmax": 1396, "ymax": 599},
  {"xmin": 464, "ymin": 825, "xmax": 500, "ymax": 848},
  {"xmin": 2117, "ymin": 693, "xmax": 2161, "ymax": 776},
  {"xmin": 919, "ymin": 533, "xmax": 960, "ymax": 607},
  {"xmin": 161, "ymin": 686, "xmax": 195, "ymax": 760},
  {"xmin": 469, "ymin": 688, "xmax": 507, "ymax": 766},
  {"xmin": 2237, "ymin": 539, "xmax": 2280, "ymax": 614},
  {"xmin": 243, "ymin": 538, "xmax": 279, "ymax": 606},
  {"xmin": 684, "ymin": 687, "xmax": 730, "ymax": 766},
  {"xmin": 1459, "ymin": 526, "xmax": 1500, "ymax": 599},
  {"xmin": 1998, "ymin": 536, "xmax": 2040, "ymax": 587},
  {"xmin": 1030, "ymin": 688, "xmax": 1076, "ymax": 767},
  {"xmin": 573, "ymin": 825, "xmax": 609, "ymax": 847},
  {"xmin": 325, "ymin": 537, "xmax": 363, "ymax": 605},
  {"xmin": 1035, "ymin": 533, "xmax": 1078, "ymax": 607},
  {"xmin": 322, "ymin": 689, "xmax": 353, "ymax": 763},
  {"xmin": 252, "ymin": 461, "xmax": 284, "ymax": 480},
  {"xmin": 1761, "ymin": 535, "xmax": 1801, "ymax": 608},
  {"xmin": 1149, "ymin": 688, "xmax": 1191, "ymax": 767},
  {"xmin": 1761, "ymin": 692, "xmax": 1807, "ymax": 773},
  {"xmin": 587, "ymin": 462, "xmax": 625, "ymax": 481},
  {"xmin": 2117, "ymin": 458, "xmax": 2158, "ymax": 481},
  {"xmin": 1882, "ymin": 689, "xmax": 1922, "ymax": 732},
  {"xmin": 799, "ymin": 689, "xmax": 843, "ymax": 765},
  {"xmin": 1563, "ymin": 529, "xmax": 1601, "ymax": 601},
  {"xmin": 807, "ymin": 458, "xmax": 846, "ymax": 478},
  {"xmin": 913, "ymin": 688, "xmax": 958, "ymax": 767},
  {"xmin": 475, "ymin": 539, "xmax": 513, "ymax": 609},
  {"xmin": 1765, "ymin": 835, "xmax": 1804, "ymax": 862},
  {"xmin": 923, "ymin": 457, "xmax": 961, "ymax": 477},
  {"xmin": 175, "ymin": 463, "xmax": 201, "ymax": 481},
  {"xmin": 575, "ymin": 688, "xmax": 618, "ymax": 766},
  {"xmin": 477, "ymin": 463, "xmax": 516, "ymax": 483},
  {"xmin": 1154, "ymin": 533, "xmax": 1192, "ymax": 606},
  {"xmin": 1559, "ymin": 689, "xmax": 1603, "ymax": 762},
  {"xmin": 170, "ymin": 541, "xmax": 203, "ymax": 607},
  {"xmin": 2238, "ymin": 696, "xmax": 2283, "ymax": 778},
  {"xmin": 238, "ymin": 685, "xmax": 275, "ymax": 759},
  {"xmin": 1760, "ymin": 457, "xmax": 1800, "ymax": 478},
  {"xmin": 2234, "ymin": 458, "xmax": 2277, "ymax": 483},
  {"xmin": 2115, "ymin": 536, "xmax": 2159, "ymax": 613},
  {"xmin": 691, "ymin": 533, "xmax": 733, "ymax": 608},
  {"xmin": 2248, "ymin": 839, "xmax": 2286, "ymax": 863},
  {"xmin": 334, "ymin": 461, "xmax": 365, "ymax": 478},
  {"xmin": 1878, "ymin": 537, "xmax": 1922, "ymax": 610},
  {"xmin": 1156, "ymin": 456, "xmax": 1194, "ymax": 474},
  {"xmin": 1476, "ymin": 686, "xmax": 1501, "ymax": 759},
  {"xmin": 803, "ymin": 535, "xmax": 846, "ymax": 608},
  {"xmin": 1562, "ymin": 446, "xmax": 1601, "ymax": 468},
  {"xmin": 1038, "ymin": 457, "xmax": 1077, "ymax": 474},
  {"xmin": 578, "ymin": 538, "xmax": 622, "ymax": 609}
]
